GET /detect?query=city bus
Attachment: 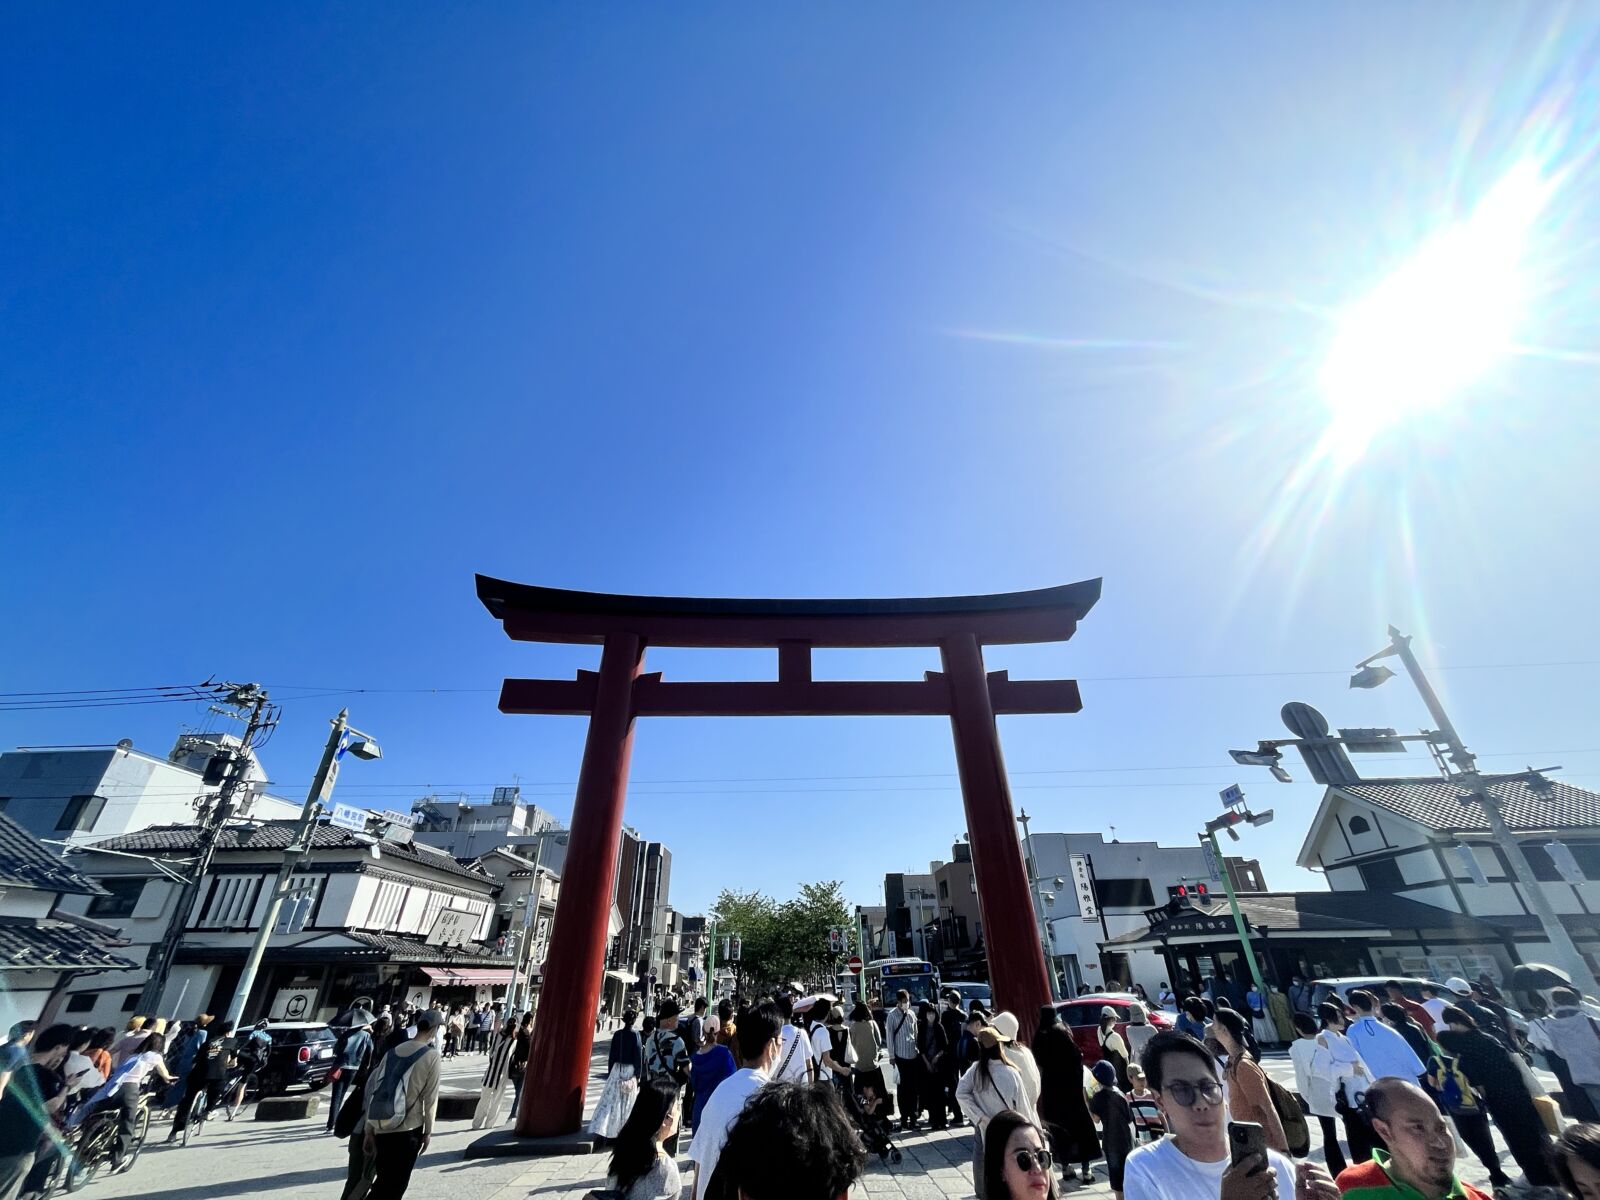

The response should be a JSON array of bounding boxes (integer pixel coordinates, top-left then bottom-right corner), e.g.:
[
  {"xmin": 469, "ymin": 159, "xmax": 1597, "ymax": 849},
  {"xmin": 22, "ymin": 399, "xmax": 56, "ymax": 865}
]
[{"xmin": 863, "ymin": 957, "xmax": 940, "ymax": 1008}]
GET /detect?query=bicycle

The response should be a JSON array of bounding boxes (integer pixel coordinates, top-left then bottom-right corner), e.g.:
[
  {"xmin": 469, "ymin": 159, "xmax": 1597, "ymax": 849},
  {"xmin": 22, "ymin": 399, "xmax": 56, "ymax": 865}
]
[
  {"xmin": 224, "ymin": 1068, "xmax": 260, "ymax": 1121},
  {"xmin": 61, "ymin": 1093, "xmax": 150, "ymax": 1190},
  {"xmin": 179, "ymin": 1085, "xmax": 211, "ymax": 1147}
]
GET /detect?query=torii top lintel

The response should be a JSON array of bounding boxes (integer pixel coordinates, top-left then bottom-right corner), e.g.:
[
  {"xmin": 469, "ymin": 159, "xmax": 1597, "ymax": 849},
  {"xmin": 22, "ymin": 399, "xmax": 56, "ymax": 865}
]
[{"xmin": 475, "ymin": 575, "xmax": 1103, "ymax": 649}]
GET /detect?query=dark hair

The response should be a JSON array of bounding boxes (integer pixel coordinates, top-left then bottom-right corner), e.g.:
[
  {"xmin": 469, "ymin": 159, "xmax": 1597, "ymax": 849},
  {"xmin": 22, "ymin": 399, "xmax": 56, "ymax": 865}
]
[
  {"xmin": 1293, "ymin": 1012, "xmax": 1319, "ymax": 1038},
  {"xmin": 695, "ymin": 997, "xmax": 708, "ymax": 1012},
  {"xmin": 8, "ymin": 1021, "xmax": 36, "ymax": 1041},
  {"xmin": 1200, "ymin": 999, "xmax": 1215, "ymax": 1019},
  {"xmin": 1440, "ymin": 1005, "xmax": 1477, "ymax": 1030},
  {"xmin": 1212, "ymin": 1007, "xmax": 1249, "ymax": 1050},
  {"xmin": 68, "ymin": 1026, "xmax": 94, "ymax": 1052},
  {"xmin": 849, "ymin": 1002, "xmax": 870, "ymax": 1022},
  {"xmin": 775, "ymin": 994, "xmax": 794, "ymax": 1020},
  {"xmin": 33, "ymin": 1024, "xmax": 76, "ymax": 1055},
  {"xmin": 1036, "ymin": 1005, "xmax": 1059, "ymax": 1032},
  {"xmin": 214, "ymin": 1019, "xmax": 237, "ymax": 1038},
  {"xmin": 143, "ymin": 1031, "xmax": 167, "ymax": 1055},
  {"xmin": 88, "ymin": 1027, "xmax": 115, "ymax": 1051},
  {"xmin": 657, "ymin": 997, "xmax": 681, "ymax": 1020},
  {"xmin": 719, "ymin": 1000, "xmax": 734, "ymax": 1022},
  {"xmin": 719, "ymin": 1082, "xmax": 865, "ymax": 1200},
  {"xmin": 1317, "ymin": 1002, "xmax": 1343, "ymax": 1030},
  {"xmin": 983, "ymin": 1110, "xmax": 1057, "ymax": 1200},
  {"xmin": 736, "ymin": 1002, "xmax": 782, "ymax": 1063},
  {"xmin": 1384, "ymin": 980, "xmax": 1405, "ymax": 993},
  {"xmin": 1348, "ymin": 990, "xmax": 1377, "ymax": 1013},
  {"xmin": 609, "ymin": 1079, "xmax": 678, "ymax": 1192},
  {"xmin": 1140, "ymin": 1030, "xmax": 1218, "ymax": 1093},
  {"xmin": 1380, "ymin": 1003, "xmax": 1432, "ymax": 1063},
  {"xmin": 642, "ymin": 1015, "xmax": 657, "ymax": 1036},
  {"xmin": 1181, "ymin": 997, "xmax": 1206, "ymax": 1021},
  {"xmin": 622, "ymin": 1010, "xmax": 638, "ymax": 1029},
  {"xmin": 894, "ymin": 989, "xmax": 909, "ymax": 1005},
  {"xmin": 1554, "ymin": 1123, "xmax": 1600, "ymax": 1194}
]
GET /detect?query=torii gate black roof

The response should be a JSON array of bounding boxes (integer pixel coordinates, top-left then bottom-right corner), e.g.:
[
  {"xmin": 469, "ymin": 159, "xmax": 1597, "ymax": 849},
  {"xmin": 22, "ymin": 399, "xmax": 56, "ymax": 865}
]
[{"xmin": 475, "ymin": 575, "xmax": 1102, "ymax": 648}]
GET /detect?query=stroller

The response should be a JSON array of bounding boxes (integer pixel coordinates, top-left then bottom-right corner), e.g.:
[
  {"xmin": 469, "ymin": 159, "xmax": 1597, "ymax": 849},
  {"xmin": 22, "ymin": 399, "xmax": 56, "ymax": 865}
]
[{"xmin": 845, "ymin": 1076, "xmax": 902, "ymax": 1166}]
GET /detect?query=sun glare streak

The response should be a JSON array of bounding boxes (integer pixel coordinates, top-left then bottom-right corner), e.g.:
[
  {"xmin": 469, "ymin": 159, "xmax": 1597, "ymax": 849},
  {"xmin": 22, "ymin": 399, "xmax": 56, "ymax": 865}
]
[
  {"xmin": 1317, "ymin": 159, "xmax": 1555, "ymax": 467},
  {"xmin": 943, "ymin": 328, "xmax": 1188, "ymax": 352}
]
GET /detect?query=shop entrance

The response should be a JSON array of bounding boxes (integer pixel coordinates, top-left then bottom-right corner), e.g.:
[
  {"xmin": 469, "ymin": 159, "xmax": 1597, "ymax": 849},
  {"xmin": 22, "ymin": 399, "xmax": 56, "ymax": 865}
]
[{"xmin": 477, "ymin": 575, "xmax": 1102, "ymax": 1137}]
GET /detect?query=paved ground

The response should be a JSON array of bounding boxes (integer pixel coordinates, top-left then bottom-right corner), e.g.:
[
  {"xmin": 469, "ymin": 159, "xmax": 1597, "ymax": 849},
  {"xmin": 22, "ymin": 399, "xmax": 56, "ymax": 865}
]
[{"xmin": 75, "ymin": 1044, "xmax": 1560, "ymax": 1200}]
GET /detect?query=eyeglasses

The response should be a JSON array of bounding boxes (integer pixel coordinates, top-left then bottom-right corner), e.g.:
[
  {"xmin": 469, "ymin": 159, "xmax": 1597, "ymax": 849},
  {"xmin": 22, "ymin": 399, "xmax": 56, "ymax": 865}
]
[
  {"xmin": 1012, "ymin": 1149, "xmax": 1053, "ymax": 1173},
  {"xmin": 1162, "ymin": 1079, "xmax": 1224, "ymax": 1108}
]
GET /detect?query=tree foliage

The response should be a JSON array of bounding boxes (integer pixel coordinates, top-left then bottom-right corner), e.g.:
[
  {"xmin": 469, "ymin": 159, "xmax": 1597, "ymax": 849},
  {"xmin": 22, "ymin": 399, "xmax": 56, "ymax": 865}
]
[{"xmin": 712, "ymin": 880, "xmax": 853, "ymax": 994}]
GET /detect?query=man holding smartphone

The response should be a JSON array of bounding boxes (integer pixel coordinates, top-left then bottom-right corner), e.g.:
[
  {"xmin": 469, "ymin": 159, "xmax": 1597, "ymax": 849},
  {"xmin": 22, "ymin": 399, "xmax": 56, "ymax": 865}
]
[{"xmin": 1124, "ymin": 1031, "xmax": 1341, "ymax": 1200}]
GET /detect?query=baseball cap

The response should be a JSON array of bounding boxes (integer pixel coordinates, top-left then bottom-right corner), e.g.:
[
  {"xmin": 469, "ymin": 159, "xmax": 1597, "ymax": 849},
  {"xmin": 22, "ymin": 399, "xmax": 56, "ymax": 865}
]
[
  {"xmin": 416, "ymin": 1008, "xmax": 445, "ymax": 1030},
  {"xmin": 1445, "ymin": 977, "xmax": 1472, "ymax": 996}
]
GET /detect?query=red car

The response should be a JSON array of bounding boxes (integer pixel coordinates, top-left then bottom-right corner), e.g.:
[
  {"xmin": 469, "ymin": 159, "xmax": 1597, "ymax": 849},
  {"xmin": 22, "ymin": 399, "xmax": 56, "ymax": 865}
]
[{"xmin": 1054, "ymin": 994, "xmax": 1173, "ymax": 1065}]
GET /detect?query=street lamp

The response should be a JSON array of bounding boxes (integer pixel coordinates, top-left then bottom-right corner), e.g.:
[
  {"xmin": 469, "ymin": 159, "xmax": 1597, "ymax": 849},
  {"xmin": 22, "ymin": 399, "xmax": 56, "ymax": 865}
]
[
  {"xmin": 1349, "ymin": 626, "xmax": 1600, "ymax": 1002},
  {"xmin": 1200, "ymin": 800, "xmax": 1273, "ymax": 1002},
  {"xmin": 224, "ymin": 709, "xmax": 382, "ymax": 1025}
]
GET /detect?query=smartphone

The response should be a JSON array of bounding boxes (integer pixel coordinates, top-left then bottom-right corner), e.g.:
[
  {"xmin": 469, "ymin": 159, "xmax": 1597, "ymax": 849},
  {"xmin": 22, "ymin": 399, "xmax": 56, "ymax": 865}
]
[{"xmin": 1228, "ymin": 1121, "xmax": 1267, "ymax": 1169}]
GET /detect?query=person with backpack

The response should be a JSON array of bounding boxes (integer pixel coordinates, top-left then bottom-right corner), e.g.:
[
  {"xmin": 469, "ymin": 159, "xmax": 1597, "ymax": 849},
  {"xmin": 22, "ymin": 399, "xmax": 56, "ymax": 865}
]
[
  {"xmin": 362, "ymin": 1009, "xmax": 442, "ymax": 1200},
  {"xmin": 1425, "ymin": 1025, "xmax": 1509, "ymax": 1188},
  {"xmin": 1212, "ymin": 1008, "xmax": 1290, "ymax": 1154},
  {"xmin": 643, "ymin": 998, "xmax": 691, "ymax": 1156},
  {"xmin": 327, "ymin": 1018, "xmax": 374, "ymax": 1133}
]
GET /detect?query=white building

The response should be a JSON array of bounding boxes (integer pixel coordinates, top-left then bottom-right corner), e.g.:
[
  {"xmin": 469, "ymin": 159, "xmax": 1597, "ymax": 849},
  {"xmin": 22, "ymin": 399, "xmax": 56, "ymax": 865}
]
[
  {"xmin": 1297, "ymin": 771, "xmax": 1600, "ymax": 982},
  {"xmin": 0, "ymin": 738, "xmax": 299, "ymax": 851},
  {"xmin": 1028, "ymin": 832, "xmax": 1266, "ymax": 997},
  {"xmin": 0, "ymin": 813, "xmax": 137, "ymax": 1026},
  {"xmin": 410, "ymin": 788, "xmax": 564, "ymax": 864},
  {"xmin": 57, "ymin": 820, "xmax": 504, "ymax": 1028}
]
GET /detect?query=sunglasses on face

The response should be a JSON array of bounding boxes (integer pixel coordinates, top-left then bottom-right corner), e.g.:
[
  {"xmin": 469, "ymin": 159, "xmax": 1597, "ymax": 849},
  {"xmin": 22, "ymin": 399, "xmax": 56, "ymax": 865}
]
[
  {"xmin": 1013, "ymin": 1149, "xmax": 1053, "ymax": 1173},
  {"xmin": 1162, "ymin": 1079, "xmax": 1224, "ymax": 1108}
]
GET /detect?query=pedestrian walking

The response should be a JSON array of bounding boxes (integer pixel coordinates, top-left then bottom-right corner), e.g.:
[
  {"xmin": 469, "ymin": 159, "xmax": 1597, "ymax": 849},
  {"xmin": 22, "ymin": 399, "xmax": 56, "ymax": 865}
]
[
  {"xmin": 1424, "ymin": 1023, "xmax": 1509, "ymax": 1187},
  {"xmin": 1032, "ymin": 1004, "xmax": 1100, "ymax": 1183},
  {"xmin": 362, "ymin": 1009, "xmax": 442, "ymax": 1200},
  {"xmin": 847, "ymin": 1001, "xmax": 883, "ymax": 1099},
  {"xmin": 919, "ymin": 1001, "xmax": 952, "ymax": 1131},
  {"xmin": 714, "ymin": 999, "xmax": 737, "ymax": 1050},
  {"xmin": 991, "ymin": 1013, "xmax": 1040, "ymax": 1112},
  {"xmin": 336, "ymin": 1014, "xmax": 392, "ymax": 1200},
  {"xmin": 940, "ymin": 991, "xmax": 969, "ymax": 1124},
  {"xmin": 687, "ymin": 1002, "xmax": 782, "ymax": 1200},
  {"xmin": 1091, "ymin": 1060, "xmax": 1134, "ymax": 1200},
  {"xmin": 0, "ymin": 1024, "xmax": 72, "ymax": 1199},
  {"xmin": 958, "ymin": 1026, "xmax": 1038, "ymax": 1200},
  {"xmin": 1212, "ymin": 1008, "xmax": 1288, "ymax": 1154},
  {"xmin": 983, "ymin": 1109, "xmax": 1059, "ymax": 1200},
  {"xmin": 1126, "ymin": 1064, "xmax": 1164, "ymax": 1144},
  {"xmin": 884, "ymin": 990, "xmax": 922, "ymax": 1131},
  {"xmin": 1379, "ymin": 1003, "xmax": 1435, "ymax": 1070},
  {"xmin": 1176, "ymin": 997, "xmax": 1207, "ymax": 1042},
  {"xmin": 1097, "ymin": 1007, "xmax": 1132, "ymax": 1091},
  {"xmin": 606, "ymin": 1079, "xmax": 682, "ymax": 1200},
  {"xmin": 642, "ymin": 998, "xmax": 690, "ymax": 1156},
  {"xmin": 1383, "ymin": 981, "xmax": 1436, "ymax": 1037},
  {"xmin": 505, "ymin": 1012, "xmax": 534, "ymax": 1122},
  {"xmin": 770, "ymin": 994, "xmax": 814, "ymax": 1087},
  {"xmin": 1290, "ymin": 1013, "xmax": 1348, "ymax": 1176},
  {"xmin": 1124, "ymin": 1003, "xmax": 1158, "ymax": 1066},
  {"xmin": 1345, "ymin": 991, "xmax": 1425, "ymax": 1083},
  {"xmin": 591, "ymin": 1009, "xmax": 643, "ymax": 1139},
  {"xmin": 1245, "ymin": 985, "xmax": 1274, "ymax": 1048},
  {"xmin": 1442, "ymin": 978, "xmax": 1513, "ymax": 1051},
  {"xmin": 1532, "ymin": 988, "xmax": 1600, "ymax": 1120},
  {"xmin": 689, "ymin": 1024, "xmax": 737, "ymax": 1131},
  {"xmin": 1317, "ymin": 1001, "xmax": 1378, "ymax": 1164},
  {"xmin": 1437, "ymin": 1005, "xmax": 1557, "ymax": 1187},
  {"xmin": 327, "ymin": 1017, "xmax": 375, "ymax": 1133}
]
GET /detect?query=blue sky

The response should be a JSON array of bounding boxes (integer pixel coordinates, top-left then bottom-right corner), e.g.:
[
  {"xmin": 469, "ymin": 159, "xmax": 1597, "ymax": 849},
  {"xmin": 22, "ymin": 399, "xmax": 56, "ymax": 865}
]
[{"xmin": 5, "ymin": 6, "xmax": 1600, "ymax": 915}]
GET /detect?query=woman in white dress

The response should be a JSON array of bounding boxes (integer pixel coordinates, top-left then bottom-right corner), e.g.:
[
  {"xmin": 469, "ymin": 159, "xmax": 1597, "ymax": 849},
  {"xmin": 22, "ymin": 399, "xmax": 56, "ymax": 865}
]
[
  {"xmin": 590, "ymin": 1009, "xmax": 643, "ymax": 1140},
  {"xmin": 1314, "ymin": 1000, "xmax": 1376, "ymax": 1164}
]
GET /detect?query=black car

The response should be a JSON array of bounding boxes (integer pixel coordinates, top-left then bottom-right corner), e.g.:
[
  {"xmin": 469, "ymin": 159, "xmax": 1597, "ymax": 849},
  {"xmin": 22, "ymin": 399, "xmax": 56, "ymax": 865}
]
[{"xmin": 261, "ymin": 1022, "xmax": 338, "ymax": 1094}]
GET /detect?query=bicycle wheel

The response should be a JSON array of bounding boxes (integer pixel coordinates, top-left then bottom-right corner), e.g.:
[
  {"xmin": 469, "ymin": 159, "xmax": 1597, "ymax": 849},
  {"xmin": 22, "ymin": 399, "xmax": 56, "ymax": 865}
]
[
  {"xmin": 181, "ymin": 1091, "xmax": 206, "ymax": 1147},
  {"xmin": 226, "ymin": 1074, "xmax": 255, "ymax": 1121}
]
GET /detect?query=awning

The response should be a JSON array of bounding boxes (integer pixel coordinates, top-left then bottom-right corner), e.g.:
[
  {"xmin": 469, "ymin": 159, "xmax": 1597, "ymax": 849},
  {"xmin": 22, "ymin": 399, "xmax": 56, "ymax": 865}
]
[
  {"xmin": 421, "ymin": 967, "xmax": 514, "ymax": 985},
  {"xmin": 606, "ymin": 969, "xmax": 639, "ymax": 984}
]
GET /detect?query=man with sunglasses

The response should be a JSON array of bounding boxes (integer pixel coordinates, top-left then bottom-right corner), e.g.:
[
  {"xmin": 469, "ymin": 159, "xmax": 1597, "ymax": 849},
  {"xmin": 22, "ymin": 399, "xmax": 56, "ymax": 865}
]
[{"xmin": 1125, "ymin": 1031, "xmax": 1341, "ymax": 1200}]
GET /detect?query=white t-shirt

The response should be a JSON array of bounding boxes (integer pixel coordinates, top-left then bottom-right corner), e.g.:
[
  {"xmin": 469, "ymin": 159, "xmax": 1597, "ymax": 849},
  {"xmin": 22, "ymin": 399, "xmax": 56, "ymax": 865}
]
[
  {"xmin": 1124, "ymin": 1135, "xmax": 1295, "ymax": 1200},
  {"xmin": 1421, "ymin": 997, "xmax": 1451, "ymax": 1026},
  {"xmin": 119, "ymin": 1050, "xmax": 167, "ymax": 1088},
  {"xmin": 688, "ymin": 1067, "xmax": 768, "ymax": 1200},
  {"xmin": 772, "ymin": 1025, "xmax": 814, "ymax": 1083}
]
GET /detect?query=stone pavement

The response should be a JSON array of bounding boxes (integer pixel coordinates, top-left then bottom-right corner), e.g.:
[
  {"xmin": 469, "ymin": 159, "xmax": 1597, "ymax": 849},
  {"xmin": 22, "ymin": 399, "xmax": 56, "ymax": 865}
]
[{"xmin": 74, "ymin": 1042, "xmax": 1560, "ymax": 1200}]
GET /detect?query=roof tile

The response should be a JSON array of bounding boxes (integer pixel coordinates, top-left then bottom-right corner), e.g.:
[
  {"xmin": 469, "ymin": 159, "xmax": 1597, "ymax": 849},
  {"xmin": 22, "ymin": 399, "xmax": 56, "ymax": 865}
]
[{"xmin": 1336, "ymin": 776, "xmax": 1600, "ymax": 833}]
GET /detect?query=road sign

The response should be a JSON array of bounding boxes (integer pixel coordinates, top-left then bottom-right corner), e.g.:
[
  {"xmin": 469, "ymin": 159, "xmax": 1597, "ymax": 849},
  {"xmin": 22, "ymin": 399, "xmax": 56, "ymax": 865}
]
[
  {"xmin": 847, "ymin": 955, "xmax": 863, "ymax": 975},
  {"xmin": 1220, "ymin": 783, "xmax": 1244, "ymax": 809},
  {"xmin": 330, "ymin": 803, "xmax": 369, "ymax": 833},
  {"xmin": 1202, "ymin": 839, "xmax": 1223, "ymax": 883}
]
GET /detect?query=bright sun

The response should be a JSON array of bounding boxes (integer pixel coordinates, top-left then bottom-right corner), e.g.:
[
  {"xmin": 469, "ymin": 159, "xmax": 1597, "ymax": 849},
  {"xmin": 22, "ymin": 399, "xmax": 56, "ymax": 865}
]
[{"xmin": 1318, "ymin": 159, "xmax": 1551, "ymax": 466}]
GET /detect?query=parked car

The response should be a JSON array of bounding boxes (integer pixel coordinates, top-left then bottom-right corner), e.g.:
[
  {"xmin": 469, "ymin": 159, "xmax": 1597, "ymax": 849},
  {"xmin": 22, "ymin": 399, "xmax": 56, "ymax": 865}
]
[
  {"xmin": 1055, "ymin": 993, "xmax": 1173, "ymax": 1064},
  {"xmin": 262, "ymin": 1022, "xmax": 338, "ymax": 1094},
  {"xmin": 943, "ymin": 981, "xmax": 993, "ymax": 1009},
  {"xmin": 1307, "ymin": 976, "xmax": 1528, "ymax": 1037}
]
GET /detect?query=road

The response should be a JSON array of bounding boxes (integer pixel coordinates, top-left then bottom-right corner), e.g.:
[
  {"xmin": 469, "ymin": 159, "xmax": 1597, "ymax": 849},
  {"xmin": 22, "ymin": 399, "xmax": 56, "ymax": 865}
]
[{"xmin": 72, "ymin": 1043, "xmax": 1560, "ymax": 1200}]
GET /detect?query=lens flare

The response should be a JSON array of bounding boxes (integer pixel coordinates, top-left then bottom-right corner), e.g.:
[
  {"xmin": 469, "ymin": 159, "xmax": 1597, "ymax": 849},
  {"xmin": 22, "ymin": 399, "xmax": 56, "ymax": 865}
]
[{"xmin": 1317, "ymin": 159, "xmax": 1554, "ymax": 466}]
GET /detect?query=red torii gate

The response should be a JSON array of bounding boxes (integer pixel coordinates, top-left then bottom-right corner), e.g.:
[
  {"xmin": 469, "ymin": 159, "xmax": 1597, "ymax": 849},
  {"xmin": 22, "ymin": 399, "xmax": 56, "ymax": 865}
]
[{"xmin": 476, "ymin": 575, "xmax": 1102, "ymax": 1138}]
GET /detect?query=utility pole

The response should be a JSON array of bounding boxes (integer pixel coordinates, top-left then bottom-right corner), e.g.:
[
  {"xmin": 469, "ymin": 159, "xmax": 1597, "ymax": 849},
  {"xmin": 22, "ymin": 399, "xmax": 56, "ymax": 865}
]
[
  {"xmin": 1362, "ymin": 627, "xmax": 1600, "ymax": 1001},
  {"xmin": 138, "ymin": 683, "xmax": 275, "ymax": 1015},
  {"xmin": 1201, "ymin": 821, "xmax": 1269, "ymax": 1001},
  {"xmin": 226, "ymin": 708, "xmax": 380, "ymax": 1025},
  {"xmin": 1017, "ymin": 809, "xmax": 1062, "ymax": 1001},
  {"xmin": 704, "ymin": 912, "xmax": 718, "ymax": 1005}
]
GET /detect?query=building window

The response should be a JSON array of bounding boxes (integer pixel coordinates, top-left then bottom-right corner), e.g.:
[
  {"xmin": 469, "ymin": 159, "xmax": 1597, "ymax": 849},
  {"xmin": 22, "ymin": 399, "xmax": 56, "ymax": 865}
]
[
  {"xmin": 939, "ymin": 880, "xmax": 949, "ymax": 901},
  {"xmin": 0, "ymin": 797, "xmax": 9, "ymax": 813},
  {"xmin": 1519, "ymin": 844, "xmax": 1567, "ymax": 883},
  {"xmin": 1348, "ymin": 816, "xmax": 1371, "ymax": 835},
  {"xmin": 65, "ymin": 993, "xmax": 97, "ymax": 1013},
  {"xmin": 1359, "ymin": 857, "xmax": 1405, "ymax": 892},
  {"xmin": 121, "ymin": 993, "xmax": 140, "ymax": 1012},
  {"xmin": 55, "ymin": 794, "xmax": 106, "ymax": 833},
  {"xmin": 1093, "ymin": 878, "xmax": 1155, "ymax": 908},
  {"xmin": 1567, "ymin": 844, "xmax": 1600, "ymax": 882},
  {"xmin": 88, "ymin": 878, "xmax": 145, "ymax": 918}
]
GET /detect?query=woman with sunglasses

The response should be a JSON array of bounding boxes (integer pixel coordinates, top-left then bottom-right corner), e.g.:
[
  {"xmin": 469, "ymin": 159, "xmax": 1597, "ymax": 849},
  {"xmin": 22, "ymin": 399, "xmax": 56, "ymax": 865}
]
[{"xmin": 983, "ymin": 1110, "xmax": 1058, "ymax": 1200}]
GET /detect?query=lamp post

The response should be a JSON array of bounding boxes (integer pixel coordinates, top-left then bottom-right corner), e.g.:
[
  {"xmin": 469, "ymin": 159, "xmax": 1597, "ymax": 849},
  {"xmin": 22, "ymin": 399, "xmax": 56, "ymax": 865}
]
[
  {"xmin": 1353, "ymin": 626, "xmax": 1600, "ymax": 1001},
  {"xmin": 225, "ymin": 709, "xmax": 381, "ymax": 1025},
  {"xmin": 1201, "ymin": 805, "xmax": 1271, "ymax": 1002}
]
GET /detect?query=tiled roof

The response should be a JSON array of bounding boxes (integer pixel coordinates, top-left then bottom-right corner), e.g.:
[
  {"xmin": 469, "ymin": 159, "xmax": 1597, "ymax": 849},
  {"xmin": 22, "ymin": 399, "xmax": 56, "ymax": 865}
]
[
  {"xmin": 86, "ymin": 822, "xmax": 495, "ymax": 882},
  {"xmin": 344, "ymin": 930, "xmax": 506, "ymax": 962},
  {"xmin": 0, "ymin": 812, "xmax": 105, "ymax": 895},
  {"xmin": 1106, "ymin": 890, "xmax": 1509, "ymax": 946},
  {"xmin": 0, "ymin": 918, "xmax": 138, "ymax": 973},
  {"xmin": 1336, "ymin": 776, "xmax": 1600, "ymax": 834}
]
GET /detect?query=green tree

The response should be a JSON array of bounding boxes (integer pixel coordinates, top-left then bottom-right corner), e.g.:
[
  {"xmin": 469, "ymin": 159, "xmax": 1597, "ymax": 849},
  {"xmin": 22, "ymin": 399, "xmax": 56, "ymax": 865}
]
[{"xmin": 712, "ymin": 881, "xmax": 852, "ymax": 993}]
